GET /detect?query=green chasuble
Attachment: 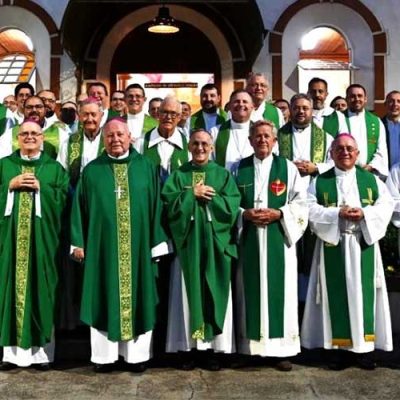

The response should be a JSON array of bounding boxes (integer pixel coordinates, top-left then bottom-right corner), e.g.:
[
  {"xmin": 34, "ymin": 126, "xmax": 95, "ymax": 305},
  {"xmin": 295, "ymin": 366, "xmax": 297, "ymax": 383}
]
[
  {"xmin": 315, "ymin": 166, "xmax": 378, "ymax": 346},
  {"xmin": 190, "ymin": 108, "xmax": 228, "ymax": 130},
  {"xmin": 278, "ymin": 122, "xmax": 327, "ymax": 163},
  {"xmin": 344, "ymin": 110, "xmax": 380, "ymax": 164},
  {"xmin": 236, "ymin": 154, "xmax": 288, "ymax": 340},
  {"xmin": 262, "ymin": 102, "xmax": 280, "ymax": 129},
  {"xmin": 143, "ymin": 114, "xmax": 158, "ymax": 134},
  {"xmin": 71, "ymin": 148, "xmax": 167, "ymax": 341},
  {"xmin": 0, "ymin": 151, "xmax": 68, "ymax": 348},
  {"xmin": 161, "ymin": 161, "xmax": 240, "ymax": 340},
  {"xmin": 322, "ymin": 111, "xmax": 339, "ymax": 137}
]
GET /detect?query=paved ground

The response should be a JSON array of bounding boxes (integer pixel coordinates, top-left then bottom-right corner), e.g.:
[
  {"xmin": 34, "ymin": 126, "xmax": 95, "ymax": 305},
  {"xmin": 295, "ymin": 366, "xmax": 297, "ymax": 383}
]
[{"xmin": 0, "ymin": 361, "xmax": 399, "ymax": 400}]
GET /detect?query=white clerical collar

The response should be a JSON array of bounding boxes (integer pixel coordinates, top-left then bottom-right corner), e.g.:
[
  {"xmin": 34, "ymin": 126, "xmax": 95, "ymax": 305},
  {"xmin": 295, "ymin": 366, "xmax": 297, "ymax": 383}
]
[
  {"xmin": 313, "ymin": 106, "xmax": 334, "ymax": 118},
  {"xmin": 347, "ymin": 109, "xmax": 365, "ymax": 118},
  {"xmin": 21, "ymin": 152, "xmax": 41, "ymax": 161},
  {"xmin": 127, "ymin": 110, "xmax": 145, "ymax": 120},
  {"xmin": 148, "ymin": 127, "xmax": 183, "ymax": 149},
  {"xmin": 254, "ymin": 154, "xmax": 273, "ymax": 167},
  {"xmin": 292, "ymin": 124, "xmax": 311, "ymax": 134},
  {"xmin": 334, "ymin": 166, "xmax": 356, "ymax": 177},
  {"xmin": 231, "ymin": 120, "xmax": 250, "ymax": 130},
  {"xmin": 107, "ymin": 150, "xmax": 130, "ymax": 160}
]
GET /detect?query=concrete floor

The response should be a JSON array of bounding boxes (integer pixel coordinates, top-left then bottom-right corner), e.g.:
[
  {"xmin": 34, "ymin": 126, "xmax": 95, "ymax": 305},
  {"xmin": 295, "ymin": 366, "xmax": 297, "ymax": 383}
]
[{"xmin": 0, "ymin": 361, "xmax": 400, "ymax": 400}]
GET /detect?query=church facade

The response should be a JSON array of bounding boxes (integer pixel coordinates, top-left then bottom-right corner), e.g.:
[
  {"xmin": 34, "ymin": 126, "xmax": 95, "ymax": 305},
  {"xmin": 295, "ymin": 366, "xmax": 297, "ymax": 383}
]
[{"xmin": 0, "ymin": 0, "xmax": 398, "ymax": 114}]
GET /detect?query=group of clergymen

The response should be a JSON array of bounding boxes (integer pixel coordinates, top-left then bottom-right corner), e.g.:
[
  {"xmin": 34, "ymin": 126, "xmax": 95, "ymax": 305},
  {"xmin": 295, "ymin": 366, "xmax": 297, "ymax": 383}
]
[{"xmin": 1, "ymin": 72, "xmax": 400, "ymax": 374}]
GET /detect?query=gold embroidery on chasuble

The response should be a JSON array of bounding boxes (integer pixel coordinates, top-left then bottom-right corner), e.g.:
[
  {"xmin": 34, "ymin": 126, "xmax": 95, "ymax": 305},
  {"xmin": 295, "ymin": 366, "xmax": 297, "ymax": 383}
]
[
  {"xmin": 15, "ymin": 165, "xmax": 34, "ymax": 345},
  {"xmin": 362, "ymin": 188, "xmax": 374, "ymax": 206},
  {"xmin": 192, "ymin": 171, "xmax": 206, "ymax": 186},
  {"xmin": 113, "ymin": 163, "xmax": 133, "ymax": 340},
  {"xmin": 312, "ymin": 128, "xmax": 325, "ymax": 163},
  {"xmin": 68, "ymin": 133, "xmax": 81, "ymax": 167},
  {"xmin": 192, "ymin": 324, "xmax": 205, "ymax": 340}
]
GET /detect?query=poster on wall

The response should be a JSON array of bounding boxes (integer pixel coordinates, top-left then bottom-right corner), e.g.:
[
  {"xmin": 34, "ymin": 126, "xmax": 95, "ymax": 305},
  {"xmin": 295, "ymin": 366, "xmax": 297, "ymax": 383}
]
[{"xmin": 116, "ymin": 73, "xmax": 214, "ymax": 114}]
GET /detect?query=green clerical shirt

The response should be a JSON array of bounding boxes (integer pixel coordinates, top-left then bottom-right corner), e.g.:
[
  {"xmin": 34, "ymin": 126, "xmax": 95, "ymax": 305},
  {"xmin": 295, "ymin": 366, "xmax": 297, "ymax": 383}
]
[
  {"xmin": 162, "ymin": 161, "xmax": 240, "ymax": 340},
  {"xmin": 71, "ymin": 148, "xmax": 167, "ymax": 341},
  {"xmin": 0, "ymin": 151, "xmax": 68, "ymax": 348}
]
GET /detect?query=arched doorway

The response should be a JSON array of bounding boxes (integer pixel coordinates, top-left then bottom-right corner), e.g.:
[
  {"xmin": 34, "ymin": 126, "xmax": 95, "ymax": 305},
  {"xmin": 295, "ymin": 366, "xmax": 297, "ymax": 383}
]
[{"xmin": 0, "ymin": 28, "xmax": 35, "ymax": 100}]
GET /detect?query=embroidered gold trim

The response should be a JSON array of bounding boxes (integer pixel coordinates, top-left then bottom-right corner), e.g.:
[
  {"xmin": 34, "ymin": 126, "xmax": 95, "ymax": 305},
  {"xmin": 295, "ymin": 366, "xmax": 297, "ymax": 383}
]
[
  {"xmin": 362, "ymin": 188, "xmax": 374, "ymax": 205},
  {"xmin": 312, "ymin": 125, "xmax": 325, "ymax": 163},
  {"xmin": 68, "ymin": 133, "xmax": 81, "ymax": 168},
  {"xmin": 192, "ymin": 171, "xmax": 205, "ymax": 186},
  {"xmin": 15, "ymin": 165, "xmax": 34, "ymax": 345},
  {"xmin": 278, "ymin": 131, "xmax": 291, "ymax": 160},
  {"xmin": 114, "ymin": 163, "xmax": 133, "ymax": 340},
  {"xmin": 332, "ymin": 338, "xmax": 352, "ymax": 347},
  {"xmin": 192, "ymin": 323, "xmax": 205, "ymax": 340},
  {"xmin": 364, "ymin": 334, "xmax": 375, "ymax": 342}
]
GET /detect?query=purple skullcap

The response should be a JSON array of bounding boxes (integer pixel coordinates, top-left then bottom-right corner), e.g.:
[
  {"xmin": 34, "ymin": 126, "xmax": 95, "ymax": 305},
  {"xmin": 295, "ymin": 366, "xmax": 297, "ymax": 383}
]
[
  {"xmin": 335, "ymin": 133, "xmax": 355, "ymax": 141},
  {"xmin": 106, "ymin": 116, "xmax": 127, "ymax": 124},
  {"xmin": 81, "ymin": 96, "xmax": 101, "ymax": 106},
  {"xmin": 22, "ymin": 117, "xmax": 42, "ymax": 127}
]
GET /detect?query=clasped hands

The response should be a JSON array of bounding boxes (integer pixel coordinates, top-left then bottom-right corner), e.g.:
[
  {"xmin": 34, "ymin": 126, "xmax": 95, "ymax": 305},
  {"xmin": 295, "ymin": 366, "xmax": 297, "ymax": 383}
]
[
  {"xmin": 9, "ymin": 173, "xmax": 40, "ymax": 191},
  {"xmin": 339, "ymin": 205, "xmax": 364, "ymax": 221},
  {"xmin": 72, "ymin": 248, "xmax": 85, "ymax": 262},
  {"xmin": 294, "ymin": 160, "xmax": 317, "ymax": 176},
  {"xmin": 193, "ymin": 182, "xmax": 215, "ymax": 202},
  {"xmin": 243, "ymin": 208, "xmax": 282, "ymax": 227}
]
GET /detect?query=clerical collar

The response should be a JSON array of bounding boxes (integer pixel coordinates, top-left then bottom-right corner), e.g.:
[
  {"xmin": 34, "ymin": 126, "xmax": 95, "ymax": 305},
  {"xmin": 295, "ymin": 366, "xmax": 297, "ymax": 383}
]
[
  {"xmin": 148, "ymin": 127, "xmax": 183, "ymax": 149},
  {"xmin": 292, "ymin": 124, "xmax": 310, "ymax": 133},
  {"xmin": 231, "ymin": 120, "xmax": 250, "ymax": 130},
  {"xmin": 20, "ymin": 152, "xmax": 41, "ymax": 161},
  {"xmin": 334, "ymin": 166, "xmax": 356, "ymax": 176},
  {"xmin": 127, "ymin": 110, "xmax": 144, "ymax": 119},
  {"xmin": 347, "ymin": 109, "xmax": 365, "ymax": 117},
  {"xmin": 107, "ymin": 150, "xmax": 129, "ymax": 160}
]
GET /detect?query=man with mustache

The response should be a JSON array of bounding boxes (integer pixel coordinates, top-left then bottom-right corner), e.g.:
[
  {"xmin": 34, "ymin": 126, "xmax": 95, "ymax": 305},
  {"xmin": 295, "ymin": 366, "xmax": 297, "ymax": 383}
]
[
  {"xmin": 0, "ymin": 96, "xmax": 69, "ymax": 159},
  {"xmin": 307, "ymin": 77, "xmax": 347, "ymax": 137},
  {"xmin": 37, "ymin": 90, "xmax": 59, "ymax": 125},
  {"xmin": 344, "ymin": 84, "xmax": 388, "ymax": 179},
  {"xmin": 211, "ymin": 90, "xmax": 255, "ymax": 172},
  {"xmin": 190, "ymin": 84, "xmax": 227, "ymax": 132}
]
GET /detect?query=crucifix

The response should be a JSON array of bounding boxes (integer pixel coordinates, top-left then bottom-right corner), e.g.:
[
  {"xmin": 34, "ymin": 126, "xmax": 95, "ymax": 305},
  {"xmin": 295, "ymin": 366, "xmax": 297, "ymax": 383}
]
[
  {"xmin": 115, "ymin": 185, "xmax": 124, "ymax": 199},
  {"xmin": 254, "ymin": 195, "xmax": 263, "ymax": 209}
]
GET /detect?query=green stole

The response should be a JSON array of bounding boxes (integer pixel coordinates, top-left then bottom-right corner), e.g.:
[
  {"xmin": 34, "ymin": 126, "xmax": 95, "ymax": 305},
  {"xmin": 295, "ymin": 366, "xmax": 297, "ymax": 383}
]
[
  {"xmin": 262, "ymin": 103, "xmax": 280, "ymax": 129},
  {"xmin": 190, "ymin": 108, "xmax": 227, "ymax": 130},
  {"xmin": 67, "ymin": 128, "xmax": 104, "ymax": 187},
  {"xmin": 237, "ymin": 154, "xmax": 288, "ymax": 340},
  {"xmin": 11, "ymin": 125, "xmax": 57, "ymax": 159},
  {"xmin": 316, "ymin": 167, "xmax": 378, "ymax": 346},
  {"xmin": 142, "ymin": 129, "xmax": 189, "ymax": 173},
  {"xmin": 322, "ymin": 111, "xmax": 339, "ymax": 137},
  {"xmin": 0, "ymin": 105, "xmax": 7, "ymax": 136},
  {"xmin": 344, "ymin": 110, "xmax": 380, "ymax": 164},
  {"xmin": 278, "ymin": 122, "xmax": 326, "ymax": 163}
]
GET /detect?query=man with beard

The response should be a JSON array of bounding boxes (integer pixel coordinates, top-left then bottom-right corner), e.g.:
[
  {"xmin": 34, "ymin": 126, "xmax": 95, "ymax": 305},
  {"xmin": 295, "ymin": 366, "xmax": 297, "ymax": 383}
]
[
  {"xmin": 125, "ymin": 84, "xmax": 158, "ymax": 140},
  {"xmin": 344, "ymin": 84, "xmax": 388, "ymax": 179},
  {"xmin": 211, "ymin": 90, "xmax": 255, "ymax": 172},
  {"xmin": 190, "ymin": 84, "xmax": 227, "ymax": 132},
  {"xmin": 57, "ymin": 98, "xmax": 104, "ymax": 188},
  {"xmin": 0, "ymin": 120, "xmax": 68, "ymax": 370},
  {"xmin": 246, "ymin": 73, "xmax": 284, "ymax": 129},
  {"xmin": 382, "ymin": 90, "xmax": 400, "ymax": 167},
  {"xmin": 88, "ymin": 82, "xmax": 109, "ymax": 127},
  {"xmin": 0, "ymin": 96, "xmax": 69, "ymax": 159},
  {"xmin": 37, "ymin": 90, "xmax": 59, "ymax": 126},
  {"xmin": 307, "ymin": 77, "xmax": 347, "ymax": 137}
]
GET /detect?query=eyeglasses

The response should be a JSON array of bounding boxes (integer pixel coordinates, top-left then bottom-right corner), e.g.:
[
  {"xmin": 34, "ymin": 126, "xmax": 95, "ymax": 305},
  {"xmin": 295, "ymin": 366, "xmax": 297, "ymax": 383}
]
[
  {"xmin": 160, "ymin": 111, "xmax": 180, "ymax": 119},
  {"xmin": 112, "ymin": 97, "xmax": 125, "ymax": 102},
  {"xmin": 333, "ymin": 146, "xmax": 357, "ymax": 153},
  {"xmin": 18, "ymin": 131, "xmax": 43, "ymax": 138},
  {"xmin": 126, "ymin": 94, "xmax": 144, "ymax": 100},
  {"xmin": 25, "ymin": 104, "xmax": 45, "ymax": 111}
]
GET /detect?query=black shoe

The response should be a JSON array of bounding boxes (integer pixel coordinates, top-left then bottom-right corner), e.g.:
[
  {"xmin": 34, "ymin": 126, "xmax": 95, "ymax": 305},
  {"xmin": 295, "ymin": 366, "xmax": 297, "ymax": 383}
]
[
  {"xmin": 0, "ymin": 362, "xmax": 17, "ymax": 371},
  {"xmin": 275, "ymin": 360, "xmax": 292, "ymax": 372},
  {"xmin": 202, "ymin": 357, "xmax": 221, "ymax": 371},
  {"xmin": 93, "ymin": 363, "xmax": 114, "ymax": 373},
  {"xmin": 357, "ymin": 355, "xmax": 377, "ymax": 370},
  {"xmin": 129, "ymin": 362, "xmax": 147, "ymax": 373},
  {"xmin": 34, "ymin": 363, "xmax": 51, "ymax": 371}
]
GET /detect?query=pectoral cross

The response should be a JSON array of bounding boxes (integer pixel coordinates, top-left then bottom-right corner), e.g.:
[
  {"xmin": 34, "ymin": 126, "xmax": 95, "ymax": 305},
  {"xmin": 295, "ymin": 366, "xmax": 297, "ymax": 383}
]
[
  {"xmin": 254, "ymin": 196, "xmax": 263, "ymax": 209},
  {"xmin": 115, "ymin": 186, "xmax": 124, "ymax": 199}
]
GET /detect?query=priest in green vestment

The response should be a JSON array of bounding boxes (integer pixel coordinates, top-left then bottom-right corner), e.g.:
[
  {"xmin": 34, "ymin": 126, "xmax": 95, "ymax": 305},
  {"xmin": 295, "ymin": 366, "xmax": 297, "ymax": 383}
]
[
  {"xmin": 246, "ymin": 73, "xmax": 284, "ymax": 128},
  {"xmin": 0, "ymin": 120, "xmax": 68, "ymax": 370},
  {"xmin": 301, "ymin": 134, "xmax": 393, "ymax": 370},
  {"xmin": 71, "ymin": 118, "xmax": 168, "ymax": 373},
  {"xmin": 162, "ymin": 129, "xmax": 240, "ymax": 371},
  {"xmin": 235, "ymin": 120, "xmax": 308, "ymax": 372}
]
